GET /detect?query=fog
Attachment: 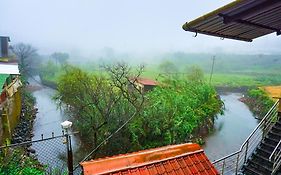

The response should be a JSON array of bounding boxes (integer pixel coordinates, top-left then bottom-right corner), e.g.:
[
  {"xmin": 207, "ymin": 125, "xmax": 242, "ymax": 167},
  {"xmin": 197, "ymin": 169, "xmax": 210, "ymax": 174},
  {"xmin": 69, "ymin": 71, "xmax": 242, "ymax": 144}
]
[{"xmin": 1, "ymin": 0, "xmax": 281, "ymax": 57}]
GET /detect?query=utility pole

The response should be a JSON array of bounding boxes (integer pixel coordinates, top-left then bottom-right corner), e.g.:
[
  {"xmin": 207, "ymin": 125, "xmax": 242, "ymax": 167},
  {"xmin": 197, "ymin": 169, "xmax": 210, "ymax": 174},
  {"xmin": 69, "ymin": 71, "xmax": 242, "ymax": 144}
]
[{"xmin": 209, "ymin": 56, "xmax": 215, "ymax": 84}]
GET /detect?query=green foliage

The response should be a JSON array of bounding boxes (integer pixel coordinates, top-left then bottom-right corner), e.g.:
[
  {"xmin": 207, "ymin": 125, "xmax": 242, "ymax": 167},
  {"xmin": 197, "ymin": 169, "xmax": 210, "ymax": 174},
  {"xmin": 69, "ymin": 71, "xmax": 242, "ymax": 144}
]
[
  {"xmin": 247, "ymin": 88, "xmax": 275, "ymax": 118},
  {"xmin": 158, "ymin": 60, "xmax": 178, "ymax": 75},
  {"xmin": 0, "ymin": 148, "xmax": 44, "ymax": 175},
  {"xmin": 143, "ymin": 53, "xmax": 281, "ymax": 87},
  {"xmin": 51, "ymin": 52, "xmax": 69, "ymax": 65},
  {"xmin": 129, "ymin": 78, "xmax": 223, "ymax": 149},
  {"xmin": 55, "ymin": 64, "xmax": 223, "ymax": 157},
  {"xmin": 40, "ymin": 60, "xmax": 61, "ymax": 80},
  {"xmin": 55, "ymin": 65, "xmax": 142, "ymax": 156},
  {"xmin": 187, "ymin": 65, "xmax": 204, "ymax": 83}
]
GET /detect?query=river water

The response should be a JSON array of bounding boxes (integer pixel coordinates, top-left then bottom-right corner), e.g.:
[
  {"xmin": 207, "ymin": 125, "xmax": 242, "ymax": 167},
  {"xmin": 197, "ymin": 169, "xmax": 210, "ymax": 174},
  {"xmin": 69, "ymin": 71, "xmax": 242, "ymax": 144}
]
[
  {"xmin": 203, "ymin": 93, "xmax": 258, "ymax": 161},
  {"xmin": 30, "ymin": 77, "xmax": 66, "ymax": 139},
  {"xmin": 31, "ymin": 81, "xmax": 258, "ymax": 163}
]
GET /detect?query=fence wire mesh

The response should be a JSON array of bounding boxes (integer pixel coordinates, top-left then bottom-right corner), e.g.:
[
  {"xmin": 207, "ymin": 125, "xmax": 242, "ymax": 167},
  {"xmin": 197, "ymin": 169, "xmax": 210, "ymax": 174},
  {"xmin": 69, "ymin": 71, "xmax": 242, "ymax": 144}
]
[{"xmin": 0, "ymin": 134, "xmax": 73, "ymax": 174}]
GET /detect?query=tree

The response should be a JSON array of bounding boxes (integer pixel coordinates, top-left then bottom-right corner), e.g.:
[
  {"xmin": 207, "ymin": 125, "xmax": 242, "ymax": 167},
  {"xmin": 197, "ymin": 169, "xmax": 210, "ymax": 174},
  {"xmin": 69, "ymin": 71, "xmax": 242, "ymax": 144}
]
[
  {"xmin": 40, "ymin": 60, "xmax": 59, "ymax": 78},
  {"xmin": 129, "ymin": 78, "xmax": 223, "ymax": 149},
  {"xmin": 158, "ymin": 60, "xmax": 178, "ymax": 76},
  {"xmin": 54, "ymin": 62, "xmax": 224, "ymax": 159},
  {"xmin": 54, "ymin": 63, "xmax": 144, "ymax": 157},
  {"xmin": 51, "ymin": 52, "xmax": 69, "ymax": 65},
  {"xmin": 187, "ymin": 65, "xmax": 204, "ymax": 83},
  {"xmin": 11, "ymin": 43, "xmax": 38, "ymax": 75}
]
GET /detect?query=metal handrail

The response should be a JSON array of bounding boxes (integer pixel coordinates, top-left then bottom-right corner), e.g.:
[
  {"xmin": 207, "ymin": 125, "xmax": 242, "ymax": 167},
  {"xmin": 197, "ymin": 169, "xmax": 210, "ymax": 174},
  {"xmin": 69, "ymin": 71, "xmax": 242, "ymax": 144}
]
[
  {"xmin": 241, "ymin": 101, "xmax": 278, "ymax": 147},
  {"xmin": 269, "ymin": 139, "xmax": 281, "ymax": 175},
  {"xmin": 212, "ymin": 100, "xmax": 279, "ymax": 174},
  {"xmin": 269, "ymin": 139, "xmax": 281, "ymax": 162}
]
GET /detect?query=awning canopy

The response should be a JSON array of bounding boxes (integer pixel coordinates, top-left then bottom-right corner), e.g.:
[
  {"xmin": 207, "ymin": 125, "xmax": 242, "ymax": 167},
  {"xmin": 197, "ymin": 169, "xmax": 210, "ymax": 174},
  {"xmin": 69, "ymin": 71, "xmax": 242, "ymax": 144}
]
[
  {"xmin": 182, "ymin": 0, "xmax": 281, "ymax": 42},
  {"xmin": 0, "ymin": 63, "xmax": 20, "ymax": 75}
]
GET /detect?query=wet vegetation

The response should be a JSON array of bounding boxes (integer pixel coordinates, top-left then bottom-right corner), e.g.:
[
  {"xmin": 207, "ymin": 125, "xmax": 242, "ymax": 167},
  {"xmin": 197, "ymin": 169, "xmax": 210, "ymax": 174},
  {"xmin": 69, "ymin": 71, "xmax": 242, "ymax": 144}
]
[
  {"xmin": 0, "ymin": 148, "xmax": 44, "ymax": 175},
  {"xmin": 242, "ymin": 88, "xmax": 275, "ymax": 119},
  {"xmin": 52, "ymin": 63, "xmax": 223, "ymax": 157}
]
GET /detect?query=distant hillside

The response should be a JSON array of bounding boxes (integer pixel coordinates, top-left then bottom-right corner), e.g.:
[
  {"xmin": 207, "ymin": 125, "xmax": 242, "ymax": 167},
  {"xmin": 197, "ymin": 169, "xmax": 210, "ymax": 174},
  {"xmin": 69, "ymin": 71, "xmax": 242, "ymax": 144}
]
[{"xmin": 157, "ymin": 52, "xmax": 281, "ymax": 74}]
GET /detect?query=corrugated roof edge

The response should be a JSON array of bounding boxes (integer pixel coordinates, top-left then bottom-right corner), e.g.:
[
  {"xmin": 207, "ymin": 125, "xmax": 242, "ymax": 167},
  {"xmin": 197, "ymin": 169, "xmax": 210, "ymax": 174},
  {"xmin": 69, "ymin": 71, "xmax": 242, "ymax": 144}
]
[{"xmin": 182, "ymin": 0, "xmax": 245, "ymax": 30}]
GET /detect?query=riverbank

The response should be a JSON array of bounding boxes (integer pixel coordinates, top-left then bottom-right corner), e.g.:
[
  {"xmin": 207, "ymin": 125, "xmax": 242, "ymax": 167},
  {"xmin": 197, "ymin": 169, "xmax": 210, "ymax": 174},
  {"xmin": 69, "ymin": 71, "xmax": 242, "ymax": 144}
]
[
  {"xmin": 215, "ymin": 85, "xmax": 251, "ymax": 94},
  {"xmin": 239, "ymin": 88, "xmax": 275, "ymax": 119},
  {"xmin": 11, "ymin": 88, "xmax": 37, "ymax": 144}
]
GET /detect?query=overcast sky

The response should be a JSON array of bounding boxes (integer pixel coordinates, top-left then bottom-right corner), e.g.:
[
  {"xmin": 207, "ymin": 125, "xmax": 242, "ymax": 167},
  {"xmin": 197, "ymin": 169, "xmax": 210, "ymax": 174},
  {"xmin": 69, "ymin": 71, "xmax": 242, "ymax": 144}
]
[{"xmin": 0, "ymin": 0, "xmax": 280, "ymax": 55}]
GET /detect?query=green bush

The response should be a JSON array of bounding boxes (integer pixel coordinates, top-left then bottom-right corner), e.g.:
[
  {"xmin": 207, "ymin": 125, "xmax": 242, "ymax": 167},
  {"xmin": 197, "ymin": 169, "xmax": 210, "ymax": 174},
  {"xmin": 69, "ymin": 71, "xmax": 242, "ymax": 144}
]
[
  {"xmin": 0, "ymin": 148, "xmax": 44, "ymax": 175},
  {"xmin": 129, "ymin": 78, "xmax": 223, "ymax": 149},
  {"xmin": 247, "ymin": 88, "xmax": 275, "ymax": 118}
]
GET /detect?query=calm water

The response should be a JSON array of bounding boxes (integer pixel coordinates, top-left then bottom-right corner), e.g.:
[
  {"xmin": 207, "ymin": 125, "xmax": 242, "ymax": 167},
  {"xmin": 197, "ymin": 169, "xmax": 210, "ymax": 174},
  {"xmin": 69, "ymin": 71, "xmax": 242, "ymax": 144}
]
[
  {"xmin": 30, "ymin": 76, "xmax": 66, "ymax": 139},
  {"xmin": 31, "ymin": 80, "xmax": 258, "ymax": 162},
  {"xmin": 32, "ymin": 88, "xmax": 65, "ymax": 139},
  {"xmin": 203, "ymin": 93, "xmax": 258, "ymax": 161}
]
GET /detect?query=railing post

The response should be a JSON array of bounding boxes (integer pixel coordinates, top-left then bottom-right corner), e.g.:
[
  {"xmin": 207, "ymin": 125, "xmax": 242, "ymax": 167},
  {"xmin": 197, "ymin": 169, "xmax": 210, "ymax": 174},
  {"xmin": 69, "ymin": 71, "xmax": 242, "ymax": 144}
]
[
  {"xmin": 278, "ymin": 97, "xmax": 281, "ymax": 112},
  {"xmin": 67, "ymin": 134, "xmax": 74, "ymax": 175},
  {"xmin": 235, "ymin": 153, "xmax": 240, "ymax": 175},
  {"xmin": 221, "ymin": 160, "xmax": 225, "ymax": 175},
  {"xmin": 61, "ymin": 121, "xmax": 73, "ymax": 175},
  {"xmin": 244, "ymin": 140, "xmax": 249, "ymax": 164},
  {"xmin": 263, "ymin": 117, "xmax": 267, "ymax": 139}
]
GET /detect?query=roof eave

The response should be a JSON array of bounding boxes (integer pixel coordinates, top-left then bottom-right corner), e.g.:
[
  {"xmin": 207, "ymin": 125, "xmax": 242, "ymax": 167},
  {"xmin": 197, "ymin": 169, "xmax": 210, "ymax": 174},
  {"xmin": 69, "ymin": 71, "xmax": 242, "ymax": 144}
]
[
  {"xmin": 183, "ymin": 24, "xmax": 253, "ymax": 42},
  {"xmin": 183, "ymin": 0, "xmax": 246, "ymax": 30}
]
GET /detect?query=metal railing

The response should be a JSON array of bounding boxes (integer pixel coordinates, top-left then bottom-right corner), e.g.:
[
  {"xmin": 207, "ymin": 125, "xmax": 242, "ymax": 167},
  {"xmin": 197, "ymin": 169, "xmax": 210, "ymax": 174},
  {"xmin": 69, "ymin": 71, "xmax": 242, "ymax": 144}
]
[
  {"xmin": 269, "ymin": 139, "xmax": 281, "ymax": 175},
  {"xmin": 212, "ymin": 100, "xmax": 279, "ymax": 175}
]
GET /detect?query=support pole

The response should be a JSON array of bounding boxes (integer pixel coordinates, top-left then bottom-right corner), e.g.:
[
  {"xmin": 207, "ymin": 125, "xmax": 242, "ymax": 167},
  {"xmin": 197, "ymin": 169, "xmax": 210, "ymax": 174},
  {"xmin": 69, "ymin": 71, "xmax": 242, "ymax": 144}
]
[
  {"xmin": 61, "ymin": 121, "xmax": 73, "ymax": 175},
  {"xmin": 67, "ymin": 134, "xmax": 74, "ymax": 175},
  {"xmin": 209, "ymin": 56, "xmax": 215, "ymax": 84}
]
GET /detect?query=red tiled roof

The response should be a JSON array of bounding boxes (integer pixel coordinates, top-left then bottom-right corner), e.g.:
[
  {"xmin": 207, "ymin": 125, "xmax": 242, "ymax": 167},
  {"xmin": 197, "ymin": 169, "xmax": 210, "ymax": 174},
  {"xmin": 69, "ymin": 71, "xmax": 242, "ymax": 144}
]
[
  {"xmin": 81, "ymin": 143, "xmax": 219, "ymax": 175},
  {"xmin": 130, "ymin": 77, "xmax": 158, "ymax": 86}
]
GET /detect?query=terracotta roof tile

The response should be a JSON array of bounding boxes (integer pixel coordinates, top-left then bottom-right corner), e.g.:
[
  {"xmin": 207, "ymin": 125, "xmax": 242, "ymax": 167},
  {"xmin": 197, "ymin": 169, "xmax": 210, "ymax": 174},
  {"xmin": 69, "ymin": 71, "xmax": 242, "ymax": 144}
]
[
  {"xmin": 81, "ymin": 143, "xmax": 219, "ymax": 175},
  {"xmin": 130, "ymin": 77, "xmax": 158, "ymax": 86}
]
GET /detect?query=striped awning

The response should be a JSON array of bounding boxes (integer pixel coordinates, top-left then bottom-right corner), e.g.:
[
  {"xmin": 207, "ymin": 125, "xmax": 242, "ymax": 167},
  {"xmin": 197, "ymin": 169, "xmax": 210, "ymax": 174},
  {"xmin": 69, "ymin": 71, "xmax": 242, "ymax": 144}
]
[{"xmin": 182, "ymin": 0, "xmax": 281, "ymax": 42}]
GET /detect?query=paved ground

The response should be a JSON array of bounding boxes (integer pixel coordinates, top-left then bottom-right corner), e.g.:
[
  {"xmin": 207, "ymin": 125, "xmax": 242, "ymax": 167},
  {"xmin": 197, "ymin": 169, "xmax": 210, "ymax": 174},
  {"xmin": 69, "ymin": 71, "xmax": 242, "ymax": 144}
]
[{"xmin": 261, "ymin": 86, "xmax": 281, "ymax": 99}]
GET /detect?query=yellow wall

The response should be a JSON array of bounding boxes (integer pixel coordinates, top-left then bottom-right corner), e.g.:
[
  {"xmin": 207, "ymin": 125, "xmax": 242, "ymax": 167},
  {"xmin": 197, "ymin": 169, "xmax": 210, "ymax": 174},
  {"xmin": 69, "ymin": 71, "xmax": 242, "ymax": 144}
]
[{"xmin": 0, "ymin": 77, "xmax": 22, "ymax": 145}]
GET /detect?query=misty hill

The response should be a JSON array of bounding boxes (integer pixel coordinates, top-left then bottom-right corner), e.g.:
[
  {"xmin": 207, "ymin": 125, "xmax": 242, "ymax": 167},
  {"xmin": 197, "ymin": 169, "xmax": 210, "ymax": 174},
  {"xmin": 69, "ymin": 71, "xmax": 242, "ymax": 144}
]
[{"xmin": 156, "ymin": 52, "xmax": 281, "ymax": 74}]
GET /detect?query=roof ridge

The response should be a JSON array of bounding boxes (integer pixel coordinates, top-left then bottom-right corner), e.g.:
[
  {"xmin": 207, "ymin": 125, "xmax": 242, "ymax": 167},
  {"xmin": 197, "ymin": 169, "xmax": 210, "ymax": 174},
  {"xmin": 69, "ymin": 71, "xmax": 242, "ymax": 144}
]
[
  {"xmin": 81, "ymin": 143, "xmax": 204, "ymax": 175},
  {"xmin": 96, "ymin": 149, "xmax": 204, "ymax": 175},
  {"xmin": 82, "ymin": 143, "xmax": 198, "ymax": 163}
]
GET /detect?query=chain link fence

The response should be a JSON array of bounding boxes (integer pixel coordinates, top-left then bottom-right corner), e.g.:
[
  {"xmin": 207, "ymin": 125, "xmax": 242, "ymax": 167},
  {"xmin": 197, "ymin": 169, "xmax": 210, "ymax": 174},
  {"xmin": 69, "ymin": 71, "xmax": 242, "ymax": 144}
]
[{"xmin": 0, "ymin": 133, "xmax": 80, "ymax": 174}]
